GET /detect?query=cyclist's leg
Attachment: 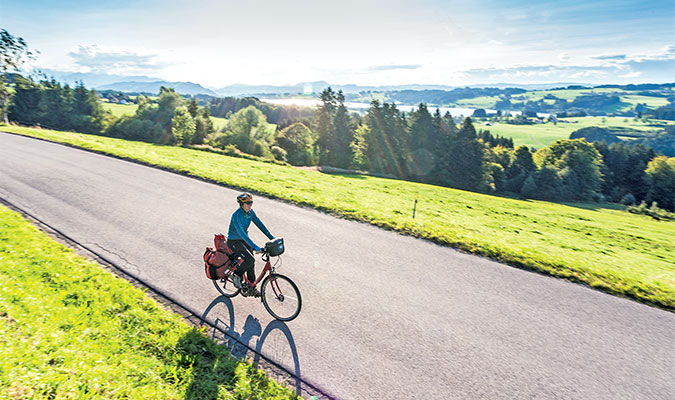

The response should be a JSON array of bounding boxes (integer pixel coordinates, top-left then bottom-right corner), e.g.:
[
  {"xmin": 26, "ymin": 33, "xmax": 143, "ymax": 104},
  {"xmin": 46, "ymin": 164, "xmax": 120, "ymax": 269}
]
[{"xmin": 228, "ymin": 240, "xmax": 256, "ymax": 283}]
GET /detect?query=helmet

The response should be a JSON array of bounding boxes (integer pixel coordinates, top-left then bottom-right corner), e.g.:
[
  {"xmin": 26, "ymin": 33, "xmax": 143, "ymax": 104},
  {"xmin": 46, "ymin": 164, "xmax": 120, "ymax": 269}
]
[{"xmin": 236, "ymin": 192, "xmax": 253, "ymax": 204}]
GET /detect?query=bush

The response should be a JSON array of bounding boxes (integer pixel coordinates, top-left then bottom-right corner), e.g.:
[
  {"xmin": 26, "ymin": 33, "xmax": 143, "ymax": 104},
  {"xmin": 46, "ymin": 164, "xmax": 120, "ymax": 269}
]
[
  {"xmin": 520, "ymin": 175, "xmax": 537, "ymax": 198},
  {"xmin": 627, "ymin": 201, "xmax": 675, "ymax": 220},
  {"xmin": 620, "ymin": 193, "xmax": 637, "ymax": 206},
  {"xmin": 270, "ymin": 145, "xmax": 287, "ymax": 162}
]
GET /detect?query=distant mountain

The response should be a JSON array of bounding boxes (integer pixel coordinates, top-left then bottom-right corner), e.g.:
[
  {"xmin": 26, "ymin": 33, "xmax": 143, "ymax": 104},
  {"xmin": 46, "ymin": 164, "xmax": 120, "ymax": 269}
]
[
  {"xmin": 35, "ymin": 69, "xmax": 162, "ymax": 88},
  {"xmin": 466, "ymin": 82, "xmax": 596, "ymax": 90},
  {"xmin": 213, "ymin": 81, "xmax": 459, "ymax": 96},
  {"xmin": 97, "ymin": 81, "xmax": 217, "ymax": 96},
  {"xmin": 28, "ymin": 68, "xmax": 604, "ymax": 97},
  {"xmin": 212, "ymin": 82, "xmax": 599, "ymax": 97}
]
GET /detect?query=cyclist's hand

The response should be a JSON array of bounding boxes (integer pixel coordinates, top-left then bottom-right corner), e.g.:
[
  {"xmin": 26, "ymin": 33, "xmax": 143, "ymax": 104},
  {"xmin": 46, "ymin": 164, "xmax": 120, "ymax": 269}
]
[{"xmin": 254, "ymin": 249, "xmax": 263, "ymax": 254}]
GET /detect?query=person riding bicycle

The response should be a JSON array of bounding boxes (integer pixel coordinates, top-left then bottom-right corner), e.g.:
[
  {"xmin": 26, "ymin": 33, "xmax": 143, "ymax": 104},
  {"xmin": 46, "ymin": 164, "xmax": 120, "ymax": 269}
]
[{"xmin": 227, "ymin": 192, "xmax": 274, "ymax": 297}]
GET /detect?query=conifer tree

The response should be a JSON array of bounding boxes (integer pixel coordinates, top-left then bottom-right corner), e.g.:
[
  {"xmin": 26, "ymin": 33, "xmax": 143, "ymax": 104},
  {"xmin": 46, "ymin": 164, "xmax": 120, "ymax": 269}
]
[{"xmin": 445, "ymin": 117, "xmax": 488, "ymax": 191}]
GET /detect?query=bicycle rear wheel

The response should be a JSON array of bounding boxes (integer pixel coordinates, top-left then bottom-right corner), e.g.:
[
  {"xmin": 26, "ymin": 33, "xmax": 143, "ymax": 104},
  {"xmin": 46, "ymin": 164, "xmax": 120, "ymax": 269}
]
[
  {"xmin": 261, "ymin": 274, "xmax": 302, "ymax": 321},
  {"xmin": 213, "ymin": 275, "xmax": 240, "ymax": 298}
]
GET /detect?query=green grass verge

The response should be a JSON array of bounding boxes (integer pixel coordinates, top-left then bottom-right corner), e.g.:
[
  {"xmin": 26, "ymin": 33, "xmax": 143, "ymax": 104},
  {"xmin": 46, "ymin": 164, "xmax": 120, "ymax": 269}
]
[
  {"xmin": 0, "ymin": 205, "xmax": 298, "ymax": 399},
  {"xmin": 2, "ymin": 125, "xmax": 674, "ymax": 310}
]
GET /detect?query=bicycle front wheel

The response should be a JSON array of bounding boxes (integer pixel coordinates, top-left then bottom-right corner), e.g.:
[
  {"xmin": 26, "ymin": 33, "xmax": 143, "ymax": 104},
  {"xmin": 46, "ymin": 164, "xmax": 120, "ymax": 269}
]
[
  {"xmin": 213, "ymin": 275, "xmax": 241, "ymax": 298},
  {"xmin": 261, "ymin": 274, "xmax": 302, "ymax": 321}
]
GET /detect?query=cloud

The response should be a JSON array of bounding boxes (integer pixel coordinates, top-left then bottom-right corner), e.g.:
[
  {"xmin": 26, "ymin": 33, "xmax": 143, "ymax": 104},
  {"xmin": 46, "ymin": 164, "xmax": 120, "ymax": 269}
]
[
  {"xmin": 592, "ymin": 54, "xmax": 627, "ymax": 61},
  {"xmin": 558, "ymin": 52, "xmax": 571, "ymax": 63},
  {"xmin": 620, "ymin": 71, "xmax": 642, "ymax": 78},
  {"xmin": 460, "ymin": 59, "xmax": 671, "ymax": 84},
  {"xmin": 67, "ymin": 45, "xmax": 171, "ymax": 74},
  {"xmin": 367, "ymin": 64, "xmax": 422, "ymax": 71}
]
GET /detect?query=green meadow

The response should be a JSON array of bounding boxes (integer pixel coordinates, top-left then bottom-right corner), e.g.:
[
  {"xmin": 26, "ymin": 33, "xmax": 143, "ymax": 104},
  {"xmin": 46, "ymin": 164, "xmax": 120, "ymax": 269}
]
[
  {"xmin": 101, "ymin": 102, "xmax": 139, "ymax": 117},
  {"xmin": 477, "ymin": 117, "xmax": 673, "ymax": 148},
  {"xmin": 2, "ymin": 125, "xmax": 674, "ymax": 309},
  {"xmin": 457, "ymin": 88, "xmax": 670, "ymax": 112},
  {"xmin": 0, "ymin": 205, "xmax": 297, "ymax": 399},
  {"xmin": 100, "ymin": 102, "xmax": 228, "ymax": 130}
]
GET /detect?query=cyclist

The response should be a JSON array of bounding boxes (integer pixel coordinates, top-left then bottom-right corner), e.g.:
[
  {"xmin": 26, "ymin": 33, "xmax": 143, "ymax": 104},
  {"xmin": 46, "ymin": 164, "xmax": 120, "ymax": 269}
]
[{"xmin": 227, "ymin": 192, "xmax": 275, "ymax": 297}]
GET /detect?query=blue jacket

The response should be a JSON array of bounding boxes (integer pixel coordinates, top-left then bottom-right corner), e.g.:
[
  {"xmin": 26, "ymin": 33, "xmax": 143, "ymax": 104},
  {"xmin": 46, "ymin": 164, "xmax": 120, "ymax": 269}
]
[{"xmin": 227, "ymin": 207, "xmax": 274, "ymax": 251}]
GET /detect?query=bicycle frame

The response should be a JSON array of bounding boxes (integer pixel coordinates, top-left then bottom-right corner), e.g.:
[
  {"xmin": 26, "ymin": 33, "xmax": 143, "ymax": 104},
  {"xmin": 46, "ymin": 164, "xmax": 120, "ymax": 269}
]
[{"xmin": 240, "ymin": 253, "xmax": 274, "ymax": 288}]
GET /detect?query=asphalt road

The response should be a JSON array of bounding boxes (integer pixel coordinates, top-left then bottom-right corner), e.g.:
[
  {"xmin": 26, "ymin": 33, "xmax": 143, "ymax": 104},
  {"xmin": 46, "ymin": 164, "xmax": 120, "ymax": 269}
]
[{"xmin": 1, "ymin": 132, "xmax": 673, "ymax": 399}]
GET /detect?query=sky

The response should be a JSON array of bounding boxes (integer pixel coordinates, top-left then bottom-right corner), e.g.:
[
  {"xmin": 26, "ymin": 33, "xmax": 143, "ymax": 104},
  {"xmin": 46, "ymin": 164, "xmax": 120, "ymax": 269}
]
[{"xmin": 2, "ymin": 0, "xmax": 674, "ymax": 88}]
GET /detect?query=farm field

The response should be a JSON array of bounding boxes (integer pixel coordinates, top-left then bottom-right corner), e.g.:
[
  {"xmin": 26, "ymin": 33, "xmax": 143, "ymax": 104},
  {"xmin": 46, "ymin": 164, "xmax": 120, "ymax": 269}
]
[
  {"xmin": 457, "ymin": 88, "xmax": 671, "ymax": 110},
  {"xmin": 477, "ymin": 117, "xmax": 673, "ymax": 148},
  {"xmin": 2, "ymin": 125, "xmax": 674, "ymax": 309}
]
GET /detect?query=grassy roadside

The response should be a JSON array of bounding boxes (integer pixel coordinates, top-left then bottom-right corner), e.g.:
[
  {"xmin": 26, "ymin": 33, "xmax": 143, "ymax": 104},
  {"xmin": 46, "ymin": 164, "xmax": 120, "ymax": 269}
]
[
  {"xmin": 2, "ymin": 125, "xmax": 674, "ymax": 310},
  {"xmin": 0, "ymin": 205, "xmax": 298, "ymax": 399}
]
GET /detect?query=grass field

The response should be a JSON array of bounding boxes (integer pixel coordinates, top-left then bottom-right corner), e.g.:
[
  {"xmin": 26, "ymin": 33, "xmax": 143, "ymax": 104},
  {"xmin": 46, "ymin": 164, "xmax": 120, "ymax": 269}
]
[
  {"xmin": 456, "ymin": 88, "xmax": 671, "ymax": 113},
  {"xmin": 100, "ymin": 102, "xmax": 229, "ymax": 131},
  {"xmin": 0, "ymin": 205, "xmax": 297, "ymax": 399},
  {"xmin": 478, "ymin": 117, "xmax": 673, "ymax": 148},
  {"xmin": 101, "ymin": 102, "xmax": 138, "ymax": 117},
  {"xmin": 2, "ymin": 125, "xmax": 674, "ymax": 310},
  {"xmin": 211, "ymin": 116, "xmax": 228, "ymax": 131}
]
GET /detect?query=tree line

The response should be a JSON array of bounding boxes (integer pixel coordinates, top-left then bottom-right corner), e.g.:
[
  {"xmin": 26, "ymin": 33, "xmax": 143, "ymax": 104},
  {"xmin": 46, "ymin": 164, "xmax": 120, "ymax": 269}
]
[
  {"xmin": 274, "ymin": 88, "xmax": 673, "ymax": 211},
  {"xmin": 8, "ymin": 77, "xmax": 216, "ymax": 146},
  {"xmin": 4, "ymin": 78, "xmax": 674, "ymax": 212}
]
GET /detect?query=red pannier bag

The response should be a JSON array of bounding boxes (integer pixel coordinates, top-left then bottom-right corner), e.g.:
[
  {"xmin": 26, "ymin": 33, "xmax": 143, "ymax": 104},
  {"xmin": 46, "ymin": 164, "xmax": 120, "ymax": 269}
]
[{"xmin": 203, "ymin": 234, "xmax": 243, "ymax": 280}]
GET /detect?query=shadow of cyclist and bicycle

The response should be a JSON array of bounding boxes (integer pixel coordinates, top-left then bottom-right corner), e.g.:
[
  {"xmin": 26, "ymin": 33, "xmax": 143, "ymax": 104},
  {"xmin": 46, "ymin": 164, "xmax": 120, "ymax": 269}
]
[{"xmin": 179, "ymin": 295, "xmax": 303, "ymax": 399}]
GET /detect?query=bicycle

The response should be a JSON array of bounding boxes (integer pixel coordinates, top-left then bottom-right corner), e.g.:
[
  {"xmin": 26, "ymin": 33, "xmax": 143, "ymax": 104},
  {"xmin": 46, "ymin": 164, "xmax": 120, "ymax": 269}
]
[{"xmin": 213, "ymin": 238, "xmax": 302, "ymax": 321}]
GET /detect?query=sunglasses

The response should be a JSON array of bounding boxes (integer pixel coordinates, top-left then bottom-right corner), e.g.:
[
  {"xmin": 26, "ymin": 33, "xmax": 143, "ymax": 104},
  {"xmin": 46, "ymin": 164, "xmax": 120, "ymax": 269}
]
[{"xmin": 242, "ymin": 201, "xmax": 253, "ymax": 204}]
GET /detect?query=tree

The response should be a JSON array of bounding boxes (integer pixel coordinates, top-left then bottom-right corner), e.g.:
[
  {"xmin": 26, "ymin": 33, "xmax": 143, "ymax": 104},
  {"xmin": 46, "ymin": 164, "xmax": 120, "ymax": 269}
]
[
  {"xmin": 1, "ymin": 29, "xmax": 38, "ymax": 123},
  {"xmin": 408, "ymin": 103, "xmax": 437, "ymax": 180},
  {"xmin": 503, "ymin": 145, "xmax": 536, "ymax": 194},
  {"xmin": 214, "ymin": 105, "xmax": 273, "ymax": 157},
  {"xmin": 332, "ymin": 91, "xmax": 353, "ymax": 168},
  {"xmin": 594, "ymin": 141, "xmax": 654, "ymax": 202},
  {"xmin": 472, "ymin": 108, "xmax": 487, "ymax": 118},
  {"xmin": 520, "ymin": 174, "xmax": 538, "ymax": 198},
  {"xmin": 171, "ymin": 106, "xmax": 196, "ymax": 146},
  {"xmin": 316, "ymin": 87, "xmax": 337, "ymax": 165},
  {"xmin": 363, "ymin": 101, "xmax": 410, "ymax": 177},
  {"xmin": 192, "ymin": 107, "xmax": 214, "ymax": 145},
  {"xmin": 70, "ymin": 81, "xmax": 105, "ymax": 133},
  {"xmin": 274, "ymin": 122, "xmax": 316, "ymax": 166},
  {"xmin": 7, "ymin": 75, "xmax": 40, "ymax": 124},
  {"xmin": 444, "ymin": 117, "xmax": 488, "ymax": 191},
  {"xmin": 644, "ymin": 156, "xmax": 675, "ymax": 211},
  {"xmin": 315, "ymin": 88, "xmax": 353, "ymax": 168},
  {"xmin": 534, "ymin": 139, "xmax": 604, "ymax": 200}
]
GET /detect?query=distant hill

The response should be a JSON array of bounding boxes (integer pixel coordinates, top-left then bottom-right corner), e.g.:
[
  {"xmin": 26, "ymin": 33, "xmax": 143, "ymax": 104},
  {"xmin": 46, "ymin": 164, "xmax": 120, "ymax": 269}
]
[
  {"xmin": 97, "ymin": 81, "xmax": 217, "ymax": 96},
  {"xmin": 213, "ymin": 81, "xmax": 461, "ymax": 96},
  {"xmin": 570, "ymin": 126, "xmax": 675, "ymax": 156},
  {"xmin": 212, "ymin": 82, "xmax": 593, "ymax": 97},
  {"xmin": 36, "ymin": 69, "xmax": 163, "ymax": 88}
]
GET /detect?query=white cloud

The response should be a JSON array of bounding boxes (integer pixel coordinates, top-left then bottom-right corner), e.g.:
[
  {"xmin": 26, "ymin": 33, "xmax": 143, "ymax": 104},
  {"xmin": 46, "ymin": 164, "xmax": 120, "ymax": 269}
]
[
  {"xmin": 67, "ymin": 45, "xmax": 172, "ymax": 75},
  {"xmin": 620, "ymin": 71, "xmax": 642, "ymax": 78}
]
